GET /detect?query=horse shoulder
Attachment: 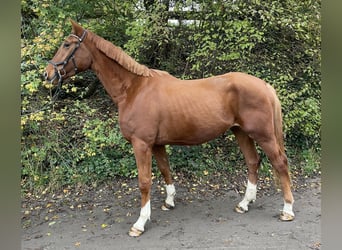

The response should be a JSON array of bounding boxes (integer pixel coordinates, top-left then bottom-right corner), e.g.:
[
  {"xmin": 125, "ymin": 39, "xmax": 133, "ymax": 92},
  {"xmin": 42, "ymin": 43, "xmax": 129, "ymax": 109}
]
[{"xmin": 119, "ymin": 77, "xmax": 167, "ymax": 143}]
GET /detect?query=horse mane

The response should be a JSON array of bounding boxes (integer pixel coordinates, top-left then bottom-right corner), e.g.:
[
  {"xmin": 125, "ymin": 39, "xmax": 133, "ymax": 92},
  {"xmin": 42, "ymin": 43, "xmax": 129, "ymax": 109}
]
[
  {"xmin": 151, "ymin": 69, "xmax": 171, "ymax": 76},
  {"xmin": 88, "ymin": 31, "xmax": 153, "ymax": 77}
]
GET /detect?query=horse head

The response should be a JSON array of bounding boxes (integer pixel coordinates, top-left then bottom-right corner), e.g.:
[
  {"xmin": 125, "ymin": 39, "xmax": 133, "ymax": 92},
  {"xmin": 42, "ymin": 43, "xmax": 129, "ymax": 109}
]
[{"xmin": 44, "ymin": 20, "xmax": 92, "ymax": 87}]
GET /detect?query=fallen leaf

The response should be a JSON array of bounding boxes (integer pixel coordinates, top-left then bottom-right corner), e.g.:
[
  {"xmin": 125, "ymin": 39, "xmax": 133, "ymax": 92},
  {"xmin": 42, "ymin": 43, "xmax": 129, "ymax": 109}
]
[
  {"xmin": 103, "ymin": 208, "xmax": 111, "ymax": 212},
  {"xmin": 48, "ymin": 221, "xmax": 56, "ymax": 226}
]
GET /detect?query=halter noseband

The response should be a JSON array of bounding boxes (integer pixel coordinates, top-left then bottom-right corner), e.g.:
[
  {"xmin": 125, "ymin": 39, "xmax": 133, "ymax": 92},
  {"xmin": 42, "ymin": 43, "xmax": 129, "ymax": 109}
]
[{"xmin": 47, "ymin": 29, "xmax": 87, "ymax": 90}]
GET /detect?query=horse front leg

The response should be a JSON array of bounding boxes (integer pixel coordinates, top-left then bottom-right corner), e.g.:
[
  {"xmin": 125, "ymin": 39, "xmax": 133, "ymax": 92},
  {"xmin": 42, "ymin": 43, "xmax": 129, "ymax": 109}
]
[
  {"xmin": 152, "ymin": 145, "xmax": 176, "ymax": 210},
  {"xmin": 129, "ymin": 138, "xmax": 152, "ymax": 237}
]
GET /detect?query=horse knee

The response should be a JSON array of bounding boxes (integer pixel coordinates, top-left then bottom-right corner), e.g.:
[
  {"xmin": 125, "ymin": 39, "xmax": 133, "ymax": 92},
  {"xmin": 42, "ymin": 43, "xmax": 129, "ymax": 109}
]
[
  {"xmin": 246, "ymin": 158, "xmax": 260, "ymax": 168},
  {"xmin": 138, "ymin": 178, "xmax": 152, "ymax": 193}
]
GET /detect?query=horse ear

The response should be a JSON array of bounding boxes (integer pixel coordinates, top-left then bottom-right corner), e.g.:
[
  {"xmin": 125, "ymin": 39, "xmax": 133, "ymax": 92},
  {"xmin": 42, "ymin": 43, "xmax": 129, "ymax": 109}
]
[{"xmin": 70, "ymin": 19, "xmax": 83, "ymax": 35}]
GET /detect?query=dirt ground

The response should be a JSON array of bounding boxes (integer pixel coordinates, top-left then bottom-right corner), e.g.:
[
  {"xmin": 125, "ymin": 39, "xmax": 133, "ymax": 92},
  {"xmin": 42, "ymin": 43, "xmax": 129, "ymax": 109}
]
[{"xmin": 21, "ymin": 174, "xmax": 321, "ymax": 250}]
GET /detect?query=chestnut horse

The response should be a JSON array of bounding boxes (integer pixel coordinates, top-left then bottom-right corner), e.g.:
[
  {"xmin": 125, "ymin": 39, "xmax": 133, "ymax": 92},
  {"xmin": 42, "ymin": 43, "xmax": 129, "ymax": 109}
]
[{"xmin": 44, "ymin": 20, "xmax": 295, "ymax": 237}]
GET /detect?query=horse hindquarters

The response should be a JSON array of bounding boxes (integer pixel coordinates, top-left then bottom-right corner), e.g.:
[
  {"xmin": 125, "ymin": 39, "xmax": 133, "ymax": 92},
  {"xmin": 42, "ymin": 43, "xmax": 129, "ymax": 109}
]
[{"xmin": 233, "ymin": 82, "xmax": 295, "ymax": 220}]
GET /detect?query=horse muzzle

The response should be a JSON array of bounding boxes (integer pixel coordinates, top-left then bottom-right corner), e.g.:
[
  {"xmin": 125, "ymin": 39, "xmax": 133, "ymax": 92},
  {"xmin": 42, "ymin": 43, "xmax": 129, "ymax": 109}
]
[
  {"xmin": 44, "ymin": 66, "xmax": 65, "ymax": 86},
  {"xmin": 43, "ymin": 71, "xmax": 54, "ymax": 83}
]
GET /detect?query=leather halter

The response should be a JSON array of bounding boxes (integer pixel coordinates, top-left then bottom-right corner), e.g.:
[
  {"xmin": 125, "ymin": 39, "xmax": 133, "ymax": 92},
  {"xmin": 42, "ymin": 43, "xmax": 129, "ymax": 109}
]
[{"xmin": 47, "ymin": 29, "xmax": 87, "ymax": 90}]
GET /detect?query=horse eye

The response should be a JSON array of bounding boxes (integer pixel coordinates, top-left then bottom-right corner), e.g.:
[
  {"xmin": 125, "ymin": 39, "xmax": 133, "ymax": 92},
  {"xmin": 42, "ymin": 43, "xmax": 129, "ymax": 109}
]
[{"xmin": 63, "ymin": 43, "xmax": 70, "ymax": 48}]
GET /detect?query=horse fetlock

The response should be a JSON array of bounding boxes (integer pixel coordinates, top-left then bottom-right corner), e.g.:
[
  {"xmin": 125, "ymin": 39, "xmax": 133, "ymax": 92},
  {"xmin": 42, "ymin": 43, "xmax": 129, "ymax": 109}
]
[
  {"xmin": 235, "ymin": 180, "xmax": 257, "ymax": 214},
  {"xmin": 132, "ymin": 200, "xmax": 151, "ymax": 233},
  {"xmin": 282, "ymin": 200, "xmax": 295, "ymax": 216},
  {"xmin": 165, "ymin": 184, "xmax": 176, "ymax": 207},
  {"xmin": 245, "ymin": 191, "xmax": 256, "ymax": 202},
  {"xmin": 244, "ymin": 180, "xmax": 257, "ymax": 203},
  {"xmin": 166, "ymin": 184, "xmax": 176, "ymax": 195},
  {"xmin": 132, "ymin": 216, "xmax": 149, "ymax": 232}
]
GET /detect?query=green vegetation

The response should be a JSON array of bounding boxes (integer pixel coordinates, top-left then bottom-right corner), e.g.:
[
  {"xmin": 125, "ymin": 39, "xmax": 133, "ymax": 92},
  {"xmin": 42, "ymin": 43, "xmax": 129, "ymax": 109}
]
[{"xmin": 21, "ymin": 0, "xmax": 321, "ymax": 193}]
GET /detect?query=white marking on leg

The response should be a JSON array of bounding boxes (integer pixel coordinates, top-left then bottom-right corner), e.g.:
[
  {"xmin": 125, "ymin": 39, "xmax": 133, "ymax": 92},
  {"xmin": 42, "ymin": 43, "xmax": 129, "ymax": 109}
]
[
  {"xmin": 133, "ymin": 200, "xmax": 151, "ymax": 232},
  {"xmin": 238, "ymin": 180, "xmax": 257, "ymax": 211},
  {"xmin": 282, "ymin": 200, "xmax": 295, "ymax": 216},
  {"xmin": 165, "ymin": 184, "xmax": 176, "ymax": 207}
]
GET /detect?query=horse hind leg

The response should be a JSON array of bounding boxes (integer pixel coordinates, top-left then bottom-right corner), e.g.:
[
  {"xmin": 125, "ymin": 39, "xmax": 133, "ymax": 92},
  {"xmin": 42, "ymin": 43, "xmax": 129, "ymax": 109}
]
[
  {"xmin": 257, "ymin": 138, "xmax": 295, "ymax": 221},
  {"xmin": 231, "ymin": 127, "xmax": 261, "ymax": 214},
  {"xmin": 152, "ymin": 145, "xmax": 176, "ymax": 210}
]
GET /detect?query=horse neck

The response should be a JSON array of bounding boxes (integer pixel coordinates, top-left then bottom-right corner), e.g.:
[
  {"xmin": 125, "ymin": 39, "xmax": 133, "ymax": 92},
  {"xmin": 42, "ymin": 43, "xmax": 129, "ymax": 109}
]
[{"xmin": 89, "ymin": 46, "xmax": 136, "ymax": 104}]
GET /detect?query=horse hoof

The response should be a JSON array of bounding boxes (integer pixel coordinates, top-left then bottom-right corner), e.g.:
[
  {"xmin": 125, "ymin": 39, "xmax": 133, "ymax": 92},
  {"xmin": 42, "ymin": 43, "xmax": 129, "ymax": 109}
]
[
  {"xmin": 128, "ymin": 227, "xmax": 143, "ymax": 237},
  {"xmin": 235, "ymin": 205, "xmax": 247, "ymax": 214},
  {"xmin": 161, "ymin": 203, "xmax": 175, "ymax": 211},
  {"xmin": 279, "ymin": 211, "xmax": 295, "ymax": 221}
]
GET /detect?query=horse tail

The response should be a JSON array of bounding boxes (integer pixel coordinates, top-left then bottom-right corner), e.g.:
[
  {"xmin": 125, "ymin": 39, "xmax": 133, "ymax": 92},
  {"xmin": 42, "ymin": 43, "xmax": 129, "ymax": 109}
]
[
  {"xmin": 268, "ymin": 84, "xmax": 286, "ymax": 187},
  {"xmin": 272, "ymin": 89, "xmax": 285, "ymax": 154}
]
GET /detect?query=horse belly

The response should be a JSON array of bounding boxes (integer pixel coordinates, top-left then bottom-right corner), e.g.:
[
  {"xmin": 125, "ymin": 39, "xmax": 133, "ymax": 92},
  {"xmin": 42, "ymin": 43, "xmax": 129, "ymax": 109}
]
[{"xmin": 156, "ymin": 111, "xmax": 233, "ymax": 145}]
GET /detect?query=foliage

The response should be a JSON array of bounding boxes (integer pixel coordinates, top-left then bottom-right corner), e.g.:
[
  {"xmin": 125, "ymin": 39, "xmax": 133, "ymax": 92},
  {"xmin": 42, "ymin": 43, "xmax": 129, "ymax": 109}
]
[{"xmin": 21, "ymin": 0, "xmax": 321, "ymax": 193}]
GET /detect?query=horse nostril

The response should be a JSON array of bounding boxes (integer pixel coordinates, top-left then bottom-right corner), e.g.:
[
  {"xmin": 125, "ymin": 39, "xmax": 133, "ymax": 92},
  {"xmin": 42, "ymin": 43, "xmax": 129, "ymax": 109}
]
[{"xmin": 43, "ymin": 71, "xmax": 48, "ymax": 80}]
